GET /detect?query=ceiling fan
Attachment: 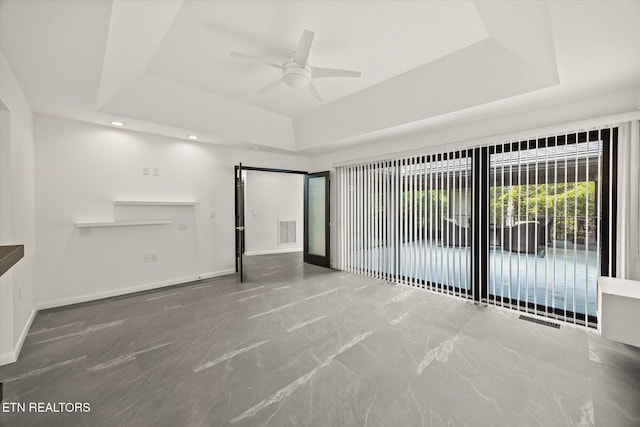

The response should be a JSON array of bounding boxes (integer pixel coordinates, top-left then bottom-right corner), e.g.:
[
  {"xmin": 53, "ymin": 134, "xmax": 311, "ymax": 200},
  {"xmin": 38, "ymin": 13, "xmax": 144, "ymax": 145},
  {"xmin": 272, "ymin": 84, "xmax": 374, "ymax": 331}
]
[{"xmin": 230, "ymin": 29, "xmax": 361, "ymax": 101}]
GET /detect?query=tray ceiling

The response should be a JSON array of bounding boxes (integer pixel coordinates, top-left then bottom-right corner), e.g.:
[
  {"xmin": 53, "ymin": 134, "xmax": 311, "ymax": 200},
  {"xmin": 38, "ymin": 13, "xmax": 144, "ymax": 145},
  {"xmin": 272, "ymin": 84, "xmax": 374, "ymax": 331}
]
[{"xmin": 1, "ymin": 1, "xmax": 639, "ymax": 153}]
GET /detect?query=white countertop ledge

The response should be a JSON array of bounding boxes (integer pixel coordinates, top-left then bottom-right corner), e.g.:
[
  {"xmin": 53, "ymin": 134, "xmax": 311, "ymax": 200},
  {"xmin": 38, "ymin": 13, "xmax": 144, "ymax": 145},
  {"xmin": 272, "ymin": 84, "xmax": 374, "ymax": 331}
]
[{"xmin": 598, "ymin": 277, "xmax": 640, "ymax": 299}]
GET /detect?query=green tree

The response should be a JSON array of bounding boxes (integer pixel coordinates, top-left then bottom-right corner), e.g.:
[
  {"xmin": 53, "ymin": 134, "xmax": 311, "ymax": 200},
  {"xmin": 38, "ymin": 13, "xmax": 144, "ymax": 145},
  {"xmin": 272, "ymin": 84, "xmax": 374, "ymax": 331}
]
[{"xmin": 489, "ymin": 181, "xmax": 597, "ymax": 240}]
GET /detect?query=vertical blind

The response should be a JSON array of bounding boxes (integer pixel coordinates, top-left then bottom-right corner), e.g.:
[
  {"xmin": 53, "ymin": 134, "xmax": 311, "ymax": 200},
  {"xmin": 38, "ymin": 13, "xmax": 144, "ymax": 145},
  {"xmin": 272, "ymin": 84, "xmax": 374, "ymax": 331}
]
[
  {"xmin": 336, "ymin": 153, "xmax": 474, "ymax": 297},
  {"xmin": 335, "ymin": 126, "xmax": 617, "ymax": 326}
]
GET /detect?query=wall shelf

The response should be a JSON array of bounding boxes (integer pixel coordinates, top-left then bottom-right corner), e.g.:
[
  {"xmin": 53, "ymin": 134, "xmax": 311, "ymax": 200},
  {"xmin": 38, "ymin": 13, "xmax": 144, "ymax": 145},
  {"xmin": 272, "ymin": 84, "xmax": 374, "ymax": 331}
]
[
  {"xmin": 75, "ymin": 200, "xmax": 197, "ymax": 228},
  {"xmin": 75, "ymin": 219, "xmax": 173, "ymax": 228},
  {"xmin": 0, "ymin": 245, "xmax": 24, "ymax": 277},
  {"xmin": 114, "ymin": 201, "xmax": 198, "ymax": 206}
]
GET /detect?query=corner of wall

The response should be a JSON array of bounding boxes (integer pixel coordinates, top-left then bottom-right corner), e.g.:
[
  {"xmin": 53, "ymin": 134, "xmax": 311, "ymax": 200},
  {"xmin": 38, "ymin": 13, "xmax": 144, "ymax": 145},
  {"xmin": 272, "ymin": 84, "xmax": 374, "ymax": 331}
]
[{"xmin": 0, "ymin": 49, "xmax": 38, "ymax": 365}]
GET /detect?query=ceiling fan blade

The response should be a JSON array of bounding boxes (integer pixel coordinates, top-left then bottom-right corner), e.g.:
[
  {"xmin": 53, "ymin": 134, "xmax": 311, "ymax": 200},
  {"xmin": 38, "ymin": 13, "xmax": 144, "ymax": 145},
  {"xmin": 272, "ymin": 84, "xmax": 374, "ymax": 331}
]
[
  {"xmin": 308, "ymin": 82, "xmax": 322, "ymax": 102},
  {"xmin": 230, "ymin": 51, "xmax": 283, "ymax": 69},
  {"xmin": 258, "ymin": 78, "xmax": 283, "ymax": 95},
  {"xmin": 310, "ymin": 66, "xmax": 361, "ymax": 79},
  {"xmin": 294, "ymin": 30, "xmax": 314, "ymax": 67}
]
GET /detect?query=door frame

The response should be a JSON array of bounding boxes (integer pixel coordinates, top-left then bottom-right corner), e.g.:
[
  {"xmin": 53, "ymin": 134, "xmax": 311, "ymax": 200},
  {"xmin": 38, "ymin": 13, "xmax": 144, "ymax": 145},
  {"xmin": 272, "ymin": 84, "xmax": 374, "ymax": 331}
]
[
  {"xmin": 234, "ymin": 163, "xmax": 245, "ymax": 282},
  {"xmin": 303, "ymin": 171, "xmax": 331, "ymax": 268},
  {"xmin": 233, "ymin": 165, "xmax": 309, "ymax": 282}
]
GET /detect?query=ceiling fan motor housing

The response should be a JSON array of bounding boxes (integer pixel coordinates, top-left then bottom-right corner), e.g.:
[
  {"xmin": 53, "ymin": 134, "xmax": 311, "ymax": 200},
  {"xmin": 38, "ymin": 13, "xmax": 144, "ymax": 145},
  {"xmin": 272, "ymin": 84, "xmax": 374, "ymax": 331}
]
[{"xmin": 283, "ymin": 61, "xmax": 312, "ymax": 88}]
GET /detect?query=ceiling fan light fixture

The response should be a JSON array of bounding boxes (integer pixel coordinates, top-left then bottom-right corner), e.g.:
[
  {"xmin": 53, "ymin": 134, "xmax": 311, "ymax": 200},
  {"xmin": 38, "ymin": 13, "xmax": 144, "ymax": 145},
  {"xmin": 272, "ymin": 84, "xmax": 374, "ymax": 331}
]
[
  {"xmin": 282, "ymin": 65, "xmax": 311, "ymax": 88},
  {"xmin": 283, "ymin": 73, "xmax": 309, "ymax": 88},
  {"xmin": 230, "ymin": 29, "xmax": 361, "ymax": 99}
]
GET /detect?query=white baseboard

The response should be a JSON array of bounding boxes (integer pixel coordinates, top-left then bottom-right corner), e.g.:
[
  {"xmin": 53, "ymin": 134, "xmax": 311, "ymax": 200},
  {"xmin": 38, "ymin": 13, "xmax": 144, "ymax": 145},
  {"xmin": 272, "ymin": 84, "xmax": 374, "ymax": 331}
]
[
  {"xmin": 245, "ymin": 248, "xmax": 302, "ymax": 256},
  {"xmin": 37, "ymin": 269, "xmax": 235, "ymax": 310},
  {"xmin": 0, "ymin": 305, "xmax": 37, "ymax": 366},
  {"xmin": 0, "ymin": 351, "xmax": 14, "ymax": 366},
  {"xmin": 195, "ymin": 270, "xmax": 235, "ymax": 281},
  {"xmin": 14, "ymin": 305, "xmax": 36, "ymax": 360}
]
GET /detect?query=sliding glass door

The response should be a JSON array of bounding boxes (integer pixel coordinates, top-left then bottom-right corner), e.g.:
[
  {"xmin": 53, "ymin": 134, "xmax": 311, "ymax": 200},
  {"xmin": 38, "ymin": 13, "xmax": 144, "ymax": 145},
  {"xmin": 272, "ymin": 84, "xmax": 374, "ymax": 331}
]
[
  {"xmin": 335, "ymin": 127, "xmax": 617, "ymax": 326},
  {"xmin": 487, "ymin": 130, "xmax": 616, "ymax": 325}
]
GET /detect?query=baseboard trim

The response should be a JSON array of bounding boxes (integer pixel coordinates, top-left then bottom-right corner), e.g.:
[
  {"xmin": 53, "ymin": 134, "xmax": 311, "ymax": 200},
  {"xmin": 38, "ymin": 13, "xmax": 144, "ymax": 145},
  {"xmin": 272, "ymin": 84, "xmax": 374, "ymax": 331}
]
[
  {"xmin": 37, "ymin": 269, "xmax": 235, "ymax": 310},
  {"xmin": 245, "ymin": 248, "xmax": 302, "ymax": 256},
  {"xmin": 14, "ymin": 306, "xmax": 36, "ymax": 360},
  {"xmin": 0, "ymin": 351, "xmax": 14, "ymax": 366},
  {"xmin": 0, "ymin": 305, "xmax": 36, "ymax": 366}
]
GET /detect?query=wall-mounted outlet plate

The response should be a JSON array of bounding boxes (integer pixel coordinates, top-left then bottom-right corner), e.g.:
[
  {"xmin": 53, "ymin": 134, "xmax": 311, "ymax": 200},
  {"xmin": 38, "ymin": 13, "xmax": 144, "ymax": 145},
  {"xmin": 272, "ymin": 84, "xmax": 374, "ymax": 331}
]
[
  {"xmin": 152, "ymin": 168, "xmax": 159, "ymax": 176},
  {"xmin": 209, "ymin": 211, "xmax": 215, "ymax": 219},
  {"xmin": 143, "ymin": 254, "xmax": 157, "ymax": 263},
  {"xmin": 143, "ymin": 167, "xmax": 150, "ymax": 175},
  {"xmin": 178, "ymin": 224, "xmax": 187, "ymax": 231}
]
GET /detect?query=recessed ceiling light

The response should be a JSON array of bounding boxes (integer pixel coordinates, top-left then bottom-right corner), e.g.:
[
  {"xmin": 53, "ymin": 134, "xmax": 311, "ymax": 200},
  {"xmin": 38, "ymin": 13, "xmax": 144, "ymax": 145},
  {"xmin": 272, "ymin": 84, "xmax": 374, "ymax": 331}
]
[
  {"xmin": 110, "ymin": 121, "xmax": 125, "ymax": 127},
  {"xmin": 187, "ymin": 135, "xmax": 199, "ymax": 140}
]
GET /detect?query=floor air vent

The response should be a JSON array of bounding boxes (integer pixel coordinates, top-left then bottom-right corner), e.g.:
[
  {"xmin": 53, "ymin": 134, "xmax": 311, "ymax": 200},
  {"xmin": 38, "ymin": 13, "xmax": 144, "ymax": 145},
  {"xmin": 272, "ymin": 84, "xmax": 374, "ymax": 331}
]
[{"xmin": 519, "ymin": 315, "xmax": 560, "ymax": 329}]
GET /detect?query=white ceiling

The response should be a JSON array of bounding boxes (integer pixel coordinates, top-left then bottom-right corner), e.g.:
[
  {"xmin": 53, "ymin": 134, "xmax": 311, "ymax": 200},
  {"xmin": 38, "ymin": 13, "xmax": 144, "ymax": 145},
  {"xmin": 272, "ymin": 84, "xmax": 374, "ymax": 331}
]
[
  {"xmin": 1, "ymin": 0, "xmax": 639, "ymax": 154},
  {"xmin": 147, "ymin": 1, "xmax": 488, "ymax": 117}
]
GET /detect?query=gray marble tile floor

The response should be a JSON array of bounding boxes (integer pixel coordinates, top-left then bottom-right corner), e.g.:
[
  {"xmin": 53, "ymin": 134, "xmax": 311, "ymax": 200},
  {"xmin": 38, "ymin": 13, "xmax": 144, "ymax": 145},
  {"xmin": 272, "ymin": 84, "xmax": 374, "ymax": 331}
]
[{"xmin": 1, "ymin": 253, "xmax": 639, "ymax": 426}]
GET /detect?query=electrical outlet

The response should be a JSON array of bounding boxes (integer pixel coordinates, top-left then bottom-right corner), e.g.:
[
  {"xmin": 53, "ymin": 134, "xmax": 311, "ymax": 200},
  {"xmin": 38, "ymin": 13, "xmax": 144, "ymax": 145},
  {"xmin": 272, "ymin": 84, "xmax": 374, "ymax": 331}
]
[
  {"xmin": 152, "ymin": 167, "xmax": 159, "ymax": 176},
  {"xmin": 79, "ymin": 228, "xmax": 92, "ymax": 237},
  {"xmin": 143, "ymin": 167, "xmax": 150, "ymax": 175},
  {"xmin": 209, "ymin": 211, "xmax": 215, "ymax": 219},
  {"xmin": 178, "ymin": 223, "xmax": 187, "ymax": 231},
  {"xmin": 143, "ymin": 254, "xmax": 157, "ymax": 263}
]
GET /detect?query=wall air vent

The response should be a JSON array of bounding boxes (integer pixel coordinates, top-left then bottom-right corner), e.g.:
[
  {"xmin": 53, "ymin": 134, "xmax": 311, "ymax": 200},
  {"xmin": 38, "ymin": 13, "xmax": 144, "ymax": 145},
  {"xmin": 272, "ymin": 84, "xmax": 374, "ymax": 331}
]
[{"xmin": 278, "ymin": 220, "xmax": 296, "ymax": 244}]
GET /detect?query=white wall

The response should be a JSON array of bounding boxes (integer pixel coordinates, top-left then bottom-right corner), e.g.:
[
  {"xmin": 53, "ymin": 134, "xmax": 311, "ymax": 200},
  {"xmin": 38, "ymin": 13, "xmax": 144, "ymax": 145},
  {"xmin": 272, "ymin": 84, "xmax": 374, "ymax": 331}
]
[
  {"xmin": 34, "ymin": 115, "xmax": 310, "ymax": 308},
  {"xmin": 243, "ymin": 171, "xmax": 303, "ymax": 256},
  {"xmin": 0, "ymin": 51, "xmax": 37, "ymax": 365}
]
